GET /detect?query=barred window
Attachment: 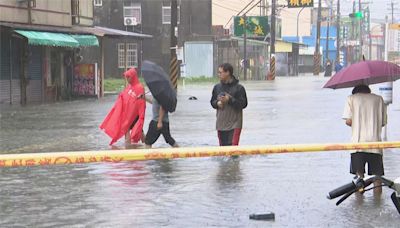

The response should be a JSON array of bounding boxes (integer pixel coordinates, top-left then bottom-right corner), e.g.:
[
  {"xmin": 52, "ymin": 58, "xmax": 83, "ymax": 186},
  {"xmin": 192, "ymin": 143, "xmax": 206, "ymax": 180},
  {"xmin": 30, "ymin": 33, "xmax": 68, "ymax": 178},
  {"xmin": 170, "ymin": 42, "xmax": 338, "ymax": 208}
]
[
  {"xmin": 162, "ymin": 2, "xmax": 180, "ymax": 24},
  {"xmin": 118, "ymin": 43, "xmax": 138, "ymax": 68}
]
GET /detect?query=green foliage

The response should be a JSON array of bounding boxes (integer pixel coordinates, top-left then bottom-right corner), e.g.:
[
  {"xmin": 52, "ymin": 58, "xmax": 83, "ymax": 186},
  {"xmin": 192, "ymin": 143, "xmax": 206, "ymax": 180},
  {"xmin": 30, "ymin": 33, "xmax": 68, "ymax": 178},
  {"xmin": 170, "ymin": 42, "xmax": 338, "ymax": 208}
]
[{"xmin": 104, "ymin": 76, "xmax": 219, "ymax": 92}]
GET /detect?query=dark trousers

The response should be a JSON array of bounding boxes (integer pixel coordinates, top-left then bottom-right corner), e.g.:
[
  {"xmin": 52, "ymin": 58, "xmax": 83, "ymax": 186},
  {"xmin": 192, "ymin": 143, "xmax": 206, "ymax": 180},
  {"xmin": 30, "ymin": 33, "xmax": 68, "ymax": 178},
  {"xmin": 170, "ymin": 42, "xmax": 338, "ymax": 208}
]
[
  {"xmin": 350, "ymin": 152, "xmax": 384, "ymax": 176},
  {"xmin": 218, "ymin": 128, "xmax": 242, "ymax": 146},
  {"xmin": 145, "ymin": 120, "xmax": 176, "ymax": 146}
]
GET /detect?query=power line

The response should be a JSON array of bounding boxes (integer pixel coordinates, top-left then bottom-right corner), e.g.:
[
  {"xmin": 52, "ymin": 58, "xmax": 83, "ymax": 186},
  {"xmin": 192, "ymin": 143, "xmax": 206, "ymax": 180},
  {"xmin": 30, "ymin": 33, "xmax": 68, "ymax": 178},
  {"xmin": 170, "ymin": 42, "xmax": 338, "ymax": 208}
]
[
  {"xmin": 212, "ymin": 2, "xmax": 241, "ymax": 13},
  {"xmin": 224, "ymin": 0, "xmax": 257, "ymax": 27}
]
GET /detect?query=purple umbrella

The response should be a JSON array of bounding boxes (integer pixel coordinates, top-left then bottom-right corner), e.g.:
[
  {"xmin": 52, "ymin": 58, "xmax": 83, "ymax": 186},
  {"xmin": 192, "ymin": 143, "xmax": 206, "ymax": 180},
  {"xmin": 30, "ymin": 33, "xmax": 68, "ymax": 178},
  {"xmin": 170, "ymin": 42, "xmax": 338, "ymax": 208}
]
[{"xmin": 323, "ymin": 60, "xmax": 400, "ymax": 89}]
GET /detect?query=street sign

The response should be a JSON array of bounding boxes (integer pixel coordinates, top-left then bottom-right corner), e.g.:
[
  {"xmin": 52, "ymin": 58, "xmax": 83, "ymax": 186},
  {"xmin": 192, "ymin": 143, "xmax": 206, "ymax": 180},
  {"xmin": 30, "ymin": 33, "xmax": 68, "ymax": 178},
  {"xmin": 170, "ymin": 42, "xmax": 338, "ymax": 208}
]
[
  {"xmin": 346, "ymin": 40, "xmax": 360, "ymax": 46},
  {"xmin": 287, "ymin": 0, "xmax": 313, "ymax": 8},
  {"xmin": 389, "ymin": 23, "xmax": 400, "ymax": 30},
  {"xmin": 233, "ymin": 16, "xmax": 269, "ymax": 37}
]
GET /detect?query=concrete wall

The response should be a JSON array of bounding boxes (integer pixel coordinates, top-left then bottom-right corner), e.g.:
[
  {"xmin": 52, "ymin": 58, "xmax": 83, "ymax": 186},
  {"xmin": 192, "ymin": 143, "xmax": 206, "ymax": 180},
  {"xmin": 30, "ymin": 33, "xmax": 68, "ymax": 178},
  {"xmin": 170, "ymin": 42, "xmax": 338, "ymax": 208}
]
[{"xmin": 0, "ymin": 0, "xmax": 93, "ymax": 27}]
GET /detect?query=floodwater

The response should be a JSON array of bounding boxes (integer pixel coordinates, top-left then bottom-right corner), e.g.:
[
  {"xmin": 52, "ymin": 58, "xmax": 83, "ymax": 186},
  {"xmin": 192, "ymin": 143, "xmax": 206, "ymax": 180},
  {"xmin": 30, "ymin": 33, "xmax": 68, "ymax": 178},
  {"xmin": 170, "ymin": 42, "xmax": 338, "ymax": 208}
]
[{"xmin": 0, "ymin": 77, "xmax": 399, "ymax": 227}]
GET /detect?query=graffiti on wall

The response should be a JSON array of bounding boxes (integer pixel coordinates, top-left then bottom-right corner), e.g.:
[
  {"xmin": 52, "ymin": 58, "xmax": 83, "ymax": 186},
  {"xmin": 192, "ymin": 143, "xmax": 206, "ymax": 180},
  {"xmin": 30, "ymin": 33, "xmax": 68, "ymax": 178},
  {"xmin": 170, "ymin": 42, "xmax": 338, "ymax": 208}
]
[{"xmin": 73, "ymin": 63, "xmax": 98, "ymax": 96}]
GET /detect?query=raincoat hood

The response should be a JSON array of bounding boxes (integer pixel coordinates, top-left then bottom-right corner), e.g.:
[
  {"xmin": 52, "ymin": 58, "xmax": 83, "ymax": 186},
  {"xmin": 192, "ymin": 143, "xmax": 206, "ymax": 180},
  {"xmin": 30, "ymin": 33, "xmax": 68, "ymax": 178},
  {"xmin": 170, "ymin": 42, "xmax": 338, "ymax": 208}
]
[{"xmin": 123, "ymin": 68, "xmax": 140, "ymax": 85}]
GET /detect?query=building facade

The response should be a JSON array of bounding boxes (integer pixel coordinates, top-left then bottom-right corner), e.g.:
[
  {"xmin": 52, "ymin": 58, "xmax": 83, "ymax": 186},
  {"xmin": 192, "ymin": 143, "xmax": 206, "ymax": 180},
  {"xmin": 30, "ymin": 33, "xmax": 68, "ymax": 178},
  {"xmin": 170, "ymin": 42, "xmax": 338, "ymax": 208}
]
[
  {"xmin": 0, "ymin": 0, "xmax": 96, "ymax": 105},
  {"xmin": 0, "ymin": 0, "xmax": 151, "ymax": 105},
  {"xmin": 93, "ymin": 0, "xmax": 212, "ymax": 77}
]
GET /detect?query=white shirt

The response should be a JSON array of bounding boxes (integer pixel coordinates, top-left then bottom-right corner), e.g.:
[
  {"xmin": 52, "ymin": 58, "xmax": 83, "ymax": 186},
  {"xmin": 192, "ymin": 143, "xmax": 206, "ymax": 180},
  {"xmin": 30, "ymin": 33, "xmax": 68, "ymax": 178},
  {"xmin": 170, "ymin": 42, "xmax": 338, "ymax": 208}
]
[{"xmin": 342, "ymin": 93, "xmax": 387, "ymax": 154}]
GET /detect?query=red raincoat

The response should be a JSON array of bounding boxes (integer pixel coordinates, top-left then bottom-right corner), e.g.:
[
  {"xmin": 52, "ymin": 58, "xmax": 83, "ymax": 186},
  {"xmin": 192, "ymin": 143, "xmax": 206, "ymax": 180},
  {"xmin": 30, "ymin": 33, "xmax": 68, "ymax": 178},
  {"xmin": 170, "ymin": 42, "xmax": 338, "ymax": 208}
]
[{"xmin": 100, "ymin": 68, "xmax": 146, "ymax": 145}]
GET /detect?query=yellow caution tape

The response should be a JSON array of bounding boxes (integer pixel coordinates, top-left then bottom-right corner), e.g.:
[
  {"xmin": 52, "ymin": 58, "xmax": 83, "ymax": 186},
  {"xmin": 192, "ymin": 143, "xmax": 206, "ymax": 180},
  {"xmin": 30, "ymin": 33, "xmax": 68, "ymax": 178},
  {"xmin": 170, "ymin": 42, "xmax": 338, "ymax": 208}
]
[{"xmin": 0, "ymin": 141, "xmax": 399, "ymax": 167}]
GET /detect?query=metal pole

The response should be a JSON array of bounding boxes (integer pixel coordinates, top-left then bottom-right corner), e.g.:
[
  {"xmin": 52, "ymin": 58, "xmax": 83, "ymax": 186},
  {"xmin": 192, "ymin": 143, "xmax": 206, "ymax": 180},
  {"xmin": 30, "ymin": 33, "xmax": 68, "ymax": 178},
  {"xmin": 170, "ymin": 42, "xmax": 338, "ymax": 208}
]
[
  {"xmin": 297, "ymin": 7, "xmax": 305, "ymax": 42},
  {"xmin": 9, "ymin": 38, "xmax": 13, "ymax": 104},
  {"xmin": 382, "ymin": 18, "xmax": 391, "ymax": 140},
  {"xmin": 100, "ymin": 37, "xmax": 105, "ymax": 97},
  {"xmin": 368, "ymin": 7, "xmax": 371, "ymax": 59},
  {"xmin": 270, "ymin": 0, "xmax": 276, "ymax": 55},
  {"xmin": 325, "ymin": 3, "xmax": 331, "ymax": 65},
  {"xmin": 0, "ymin": 142, "xmax": 399, "ymax": 167},
  {"xmin": 314, "ymin": 0, "xmax": 322, "ymax": 75},
  {"xmin": 359, "ymin": 0, "xmax": 363, "ymax": 61},
  {"xmin": 391, "ymin": 1, "xmax": 394, "ymax": 23},
  {"xmin": 269, "ymin": 0, "xmax": 276, "ymax": 79},
  {"xmin": 351, "ymin": 1, "xmax": 355, "ymax": 64},
  {"xmin": 243, "ymin": 14, "xmax": 247, "ymax": 81},
  {"xmin": 336, "ymin": 0, "xmax": 340, "ymax": 63}
]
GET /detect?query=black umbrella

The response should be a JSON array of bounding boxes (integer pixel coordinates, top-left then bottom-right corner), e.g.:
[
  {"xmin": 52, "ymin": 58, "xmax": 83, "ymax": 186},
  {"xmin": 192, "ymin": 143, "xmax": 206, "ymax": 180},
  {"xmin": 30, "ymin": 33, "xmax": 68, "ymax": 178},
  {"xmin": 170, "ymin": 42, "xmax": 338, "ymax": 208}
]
[{"xmin": 142, "ymin": 60, "xmax": 177, "ymax": 112}]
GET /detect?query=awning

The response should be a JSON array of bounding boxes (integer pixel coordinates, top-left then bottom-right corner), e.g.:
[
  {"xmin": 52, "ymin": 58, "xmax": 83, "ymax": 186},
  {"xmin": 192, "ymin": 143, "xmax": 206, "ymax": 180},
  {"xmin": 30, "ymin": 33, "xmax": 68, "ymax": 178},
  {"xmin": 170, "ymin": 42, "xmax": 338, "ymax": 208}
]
[
  {"xmin": 14, "ymin": 30, "xmax": 99, "ymax": 47},
  {"xmin": 14, "ymin": 30, "xmax": 80, "ymax": 47},
  {"xmin": 70, "ymin": 34, "xmax": 99, "ymax": 46}
]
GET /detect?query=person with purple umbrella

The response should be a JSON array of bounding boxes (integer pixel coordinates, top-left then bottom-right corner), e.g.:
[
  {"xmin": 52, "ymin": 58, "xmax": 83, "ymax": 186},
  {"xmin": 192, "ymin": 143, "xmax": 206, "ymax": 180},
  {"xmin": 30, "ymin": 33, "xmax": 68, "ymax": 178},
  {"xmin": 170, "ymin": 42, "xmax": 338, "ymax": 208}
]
[{"xmin": 342, "ymin": 84, "xmax": 387, "ymax": 194}]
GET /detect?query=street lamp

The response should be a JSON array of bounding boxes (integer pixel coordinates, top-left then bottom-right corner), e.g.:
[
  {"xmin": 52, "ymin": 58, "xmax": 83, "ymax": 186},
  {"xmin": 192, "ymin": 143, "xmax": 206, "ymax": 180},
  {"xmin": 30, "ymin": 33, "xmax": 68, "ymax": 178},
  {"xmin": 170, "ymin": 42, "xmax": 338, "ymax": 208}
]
[{"xmin": 296, "ymin": 6, "xmax": 306, "ymax": 42}]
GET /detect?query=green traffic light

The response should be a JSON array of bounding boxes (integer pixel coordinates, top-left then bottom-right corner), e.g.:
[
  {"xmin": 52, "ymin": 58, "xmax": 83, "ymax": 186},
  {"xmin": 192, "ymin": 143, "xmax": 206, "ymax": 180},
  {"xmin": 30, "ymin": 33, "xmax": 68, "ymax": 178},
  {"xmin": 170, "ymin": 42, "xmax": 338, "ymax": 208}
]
[{"xmin": 349, "ymin": 11, "xmax": 363, "ymax": 19}]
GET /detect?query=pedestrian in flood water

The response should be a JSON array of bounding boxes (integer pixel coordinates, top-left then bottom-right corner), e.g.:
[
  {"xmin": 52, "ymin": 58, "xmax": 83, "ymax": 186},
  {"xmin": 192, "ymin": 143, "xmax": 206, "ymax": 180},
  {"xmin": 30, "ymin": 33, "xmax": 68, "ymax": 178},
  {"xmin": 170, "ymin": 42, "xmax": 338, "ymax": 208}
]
[
  {"xmin": 100, "ymin": 68, "xmax": 146, "ymax": 146},
  {"xmin": 324, "ymin": 59, "xmax": 332, "ymax": 77},
  {"xmin": 342, "ymin": 84, "xmax": 387, "ymax": 193},
  {"xmin": 144, "ymin": 96, "xmax": 178, "ymax": 149},
  {"xmin": 210, "ymin": 63, "xmax": 248, "ymax": 146}
]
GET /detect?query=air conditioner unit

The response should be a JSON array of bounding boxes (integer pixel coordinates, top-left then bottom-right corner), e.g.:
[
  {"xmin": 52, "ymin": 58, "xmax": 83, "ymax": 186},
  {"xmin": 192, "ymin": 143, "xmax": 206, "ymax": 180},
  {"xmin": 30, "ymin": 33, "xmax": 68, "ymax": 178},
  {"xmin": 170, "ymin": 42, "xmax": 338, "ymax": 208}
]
[{"xmin": 124, "ymin": 17, "xmax": 137, "ymax": 26}]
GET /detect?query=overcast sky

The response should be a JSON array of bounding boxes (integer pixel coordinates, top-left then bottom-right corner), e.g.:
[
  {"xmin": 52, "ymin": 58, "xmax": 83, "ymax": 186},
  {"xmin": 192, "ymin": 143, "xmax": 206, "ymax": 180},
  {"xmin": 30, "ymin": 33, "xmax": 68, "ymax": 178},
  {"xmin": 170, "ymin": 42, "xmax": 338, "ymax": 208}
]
[{"xmin": 212, "ymin": 0, "xmax": 399, "ymax": 26}]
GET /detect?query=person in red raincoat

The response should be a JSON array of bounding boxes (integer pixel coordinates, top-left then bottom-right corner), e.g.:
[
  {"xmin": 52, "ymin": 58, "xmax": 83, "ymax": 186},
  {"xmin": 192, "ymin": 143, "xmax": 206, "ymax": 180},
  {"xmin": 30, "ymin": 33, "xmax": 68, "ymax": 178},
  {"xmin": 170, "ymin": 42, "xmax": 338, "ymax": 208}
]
[{"xmin": 100, "ymin": 68, "xmax": 146, "ymax": 145}]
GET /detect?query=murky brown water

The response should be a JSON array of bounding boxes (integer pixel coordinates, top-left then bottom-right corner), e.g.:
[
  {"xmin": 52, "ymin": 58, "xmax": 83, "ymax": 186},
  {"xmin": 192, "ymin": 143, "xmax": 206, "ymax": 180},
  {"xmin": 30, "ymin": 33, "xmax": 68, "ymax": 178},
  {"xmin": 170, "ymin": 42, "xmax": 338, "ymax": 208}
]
[{"xmin": 1, "ymin": 77, "xmax": 399, "ymax": 227}]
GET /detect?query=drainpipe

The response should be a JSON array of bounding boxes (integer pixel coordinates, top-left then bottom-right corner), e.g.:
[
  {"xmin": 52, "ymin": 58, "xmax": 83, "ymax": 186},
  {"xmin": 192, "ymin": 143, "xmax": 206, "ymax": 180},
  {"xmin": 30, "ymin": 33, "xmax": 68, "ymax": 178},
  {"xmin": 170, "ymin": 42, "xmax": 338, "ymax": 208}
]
[{"xmin": 27, "ymin": 0, "xmax": 32, "ymax": 24}]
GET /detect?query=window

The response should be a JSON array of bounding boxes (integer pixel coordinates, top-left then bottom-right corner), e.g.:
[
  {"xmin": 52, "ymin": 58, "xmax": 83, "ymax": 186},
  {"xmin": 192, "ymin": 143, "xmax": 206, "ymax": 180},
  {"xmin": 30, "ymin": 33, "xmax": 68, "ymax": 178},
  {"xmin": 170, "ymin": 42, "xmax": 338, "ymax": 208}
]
[
  {"xmin": 94, "ymin": 0, "xmax": 102, "ymax": 6},
  {"xmin": 162, "ymin": 2, "xmax": 180, "ymax": 24},
  {"xmin": 123, "ymin": 3, "xmax": 141, "ymax": 24},
  {"xmin": 118, "ymin": 43, "xmax": 138, "ymax": 68}
]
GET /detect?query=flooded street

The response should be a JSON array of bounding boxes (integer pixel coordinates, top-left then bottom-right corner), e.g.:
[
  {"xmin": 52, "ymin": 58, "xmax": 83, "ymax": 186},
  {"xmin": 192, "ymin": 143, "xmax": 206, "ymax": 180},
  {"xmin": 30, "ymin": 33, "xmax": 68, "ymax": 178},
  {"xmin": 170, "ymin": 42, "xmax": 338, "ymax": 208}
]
[{"xmin": 1, "ymin": 77, "xmax": 399, "ymax": 227}]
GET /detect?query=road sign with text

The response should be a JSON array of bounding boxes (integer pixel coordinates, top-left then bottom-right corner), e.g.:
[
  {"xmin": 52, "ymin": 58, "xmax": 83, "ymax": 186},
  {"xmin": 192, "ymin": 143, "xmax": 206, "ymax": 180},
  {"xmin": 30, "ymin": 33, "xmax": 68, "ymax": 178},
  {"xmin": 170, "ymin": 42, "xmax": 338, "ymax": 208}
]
[
  {"xmin": 233, "ymin": 16, "xmax": 269, "ymax": 37},
  {"xmin": 287, "ymin": 0, "xmax": 313, "ymax": 8}
]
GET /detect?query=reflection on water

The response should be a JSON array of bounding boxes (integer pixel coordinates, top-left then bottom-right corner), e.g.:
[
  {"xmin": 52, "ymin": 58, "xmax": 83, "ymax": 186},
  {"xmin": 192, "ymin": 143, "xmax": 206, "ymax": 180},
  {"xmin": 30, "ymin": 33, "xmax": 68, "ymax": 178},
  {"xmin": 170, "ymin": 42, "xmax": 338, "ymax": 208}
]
[
  {"xmin": 216, "ymin": 158, "xmax": 242, "ymax": 186},
  {"xmin": 1, "ymin": 78, "xmax": 399, "ymax": 227}
]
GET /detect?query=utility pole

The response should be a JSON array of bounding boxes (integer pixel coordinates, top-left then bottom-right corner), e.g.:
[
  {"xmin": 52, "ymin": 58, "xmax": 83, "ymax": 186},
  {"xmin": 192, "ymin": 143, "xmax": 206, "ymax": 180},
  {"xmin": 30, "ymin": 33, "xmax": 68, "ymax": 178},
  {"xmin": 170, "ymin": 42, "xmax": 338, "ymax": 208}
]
[
  {"xmin": 336, "ymin": 0, "xmax": 340, "ymax": 64},
  {"xmin": 170, "ymin": 0, "xmax": 178, "ymax": 90},
  {"xmin": 367, "ymin": 7, "xmax": 371, "ymax": 59},
  {"xmin": 313, "ymin": 0, "xmax": 322, "ymax": 75},
  {"xmin": 269, "ymin": 0, "xmax": 276, "ymax": 79},
  {"xmin": 359, "ymin": 0, "xmax": 363, "ymax": 60},
  {"xmin": 391, "ymin": 1, "xmax": 394, "ymax": 23},
  {"xmin": 270, "ymin": 0, "xmax": 276, "ymax": 56},
  {"xmin": 325, "ymin": 1, "xmax": 332, "ymax": 65}
]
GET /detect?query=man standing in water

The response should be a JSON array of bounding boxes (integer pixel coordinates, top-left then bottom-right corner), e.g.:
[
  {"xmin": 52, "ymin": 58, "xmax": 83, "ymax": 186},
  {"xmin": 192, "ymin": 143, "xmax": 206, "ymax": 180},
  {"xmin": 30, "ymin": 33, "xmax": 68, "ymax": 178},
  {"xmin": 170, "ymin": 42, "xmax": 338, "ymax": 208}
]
[
  {"xmin": 343, "ymin": 84, "xmax": 387, "ymax": 193},
  {"xmin": 210, "ymin": 63, "xmax": 248, "ymax": 146}
]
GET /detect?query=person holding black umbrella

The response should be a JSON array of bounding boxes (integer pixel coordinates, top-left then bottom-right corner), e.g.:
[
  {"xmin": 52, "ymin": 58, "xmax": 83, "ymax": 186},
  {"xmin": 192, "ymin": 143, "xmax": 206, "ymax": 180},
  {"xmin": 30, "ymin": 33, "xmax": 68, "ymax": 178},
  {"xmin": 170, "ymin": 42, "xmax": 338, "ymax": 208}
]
[
  {"xmin": 210, "ymin": 63, "xmax": 248, "ymax": 146},
  {"xmin": 141, "ymin": 61, "xmax": 179, "ymax": 148},
  {"xmin": 144, "ymin": 96, "xmax": 178, "ymax": 148}
]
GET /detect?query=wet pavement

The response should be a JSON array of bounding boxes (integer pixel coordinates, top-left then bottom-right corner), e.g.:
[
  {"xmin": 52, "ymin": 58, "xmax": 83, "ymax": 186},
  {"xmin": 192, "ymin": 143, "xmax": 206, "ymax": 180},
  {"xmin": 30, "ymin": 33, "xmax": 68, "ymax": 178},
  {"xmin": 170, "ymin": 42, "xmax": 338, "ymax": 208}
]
[{"xmin": 0, "ymin": 76, "xmax": 399, "ymax": 227}]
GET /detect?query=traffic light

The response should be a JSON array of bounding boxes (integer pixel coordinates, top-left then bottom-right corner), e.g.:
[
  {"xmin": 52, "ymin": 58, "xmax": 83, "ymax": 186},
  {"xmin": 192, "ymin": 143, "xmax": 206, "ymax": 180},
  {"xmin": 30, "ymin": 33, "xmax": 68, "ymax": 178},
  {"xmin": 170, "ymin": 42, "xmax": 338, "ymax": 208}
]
[{"xmin": 349, "ymin": 11, "xmax": 363, "ymax": 19}]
